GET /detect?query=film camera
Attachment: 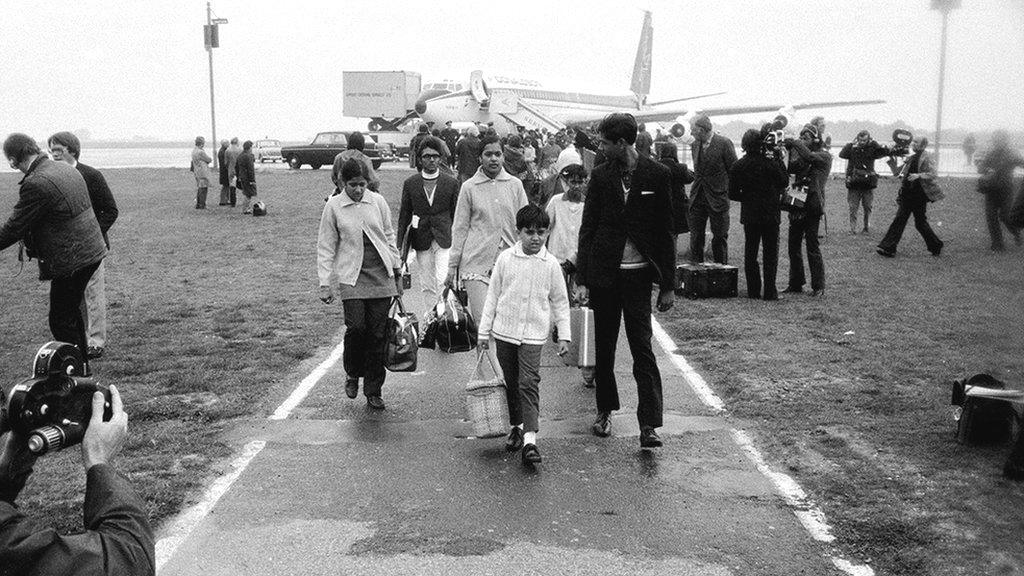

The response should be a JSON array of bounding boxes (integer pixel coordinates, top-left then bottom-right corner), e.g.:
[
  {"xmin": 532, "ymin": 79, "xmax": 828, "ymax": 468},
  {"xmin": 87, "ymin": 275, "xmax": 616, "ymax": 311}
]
[
  {"xmin": 0, "ymin": 342, "xmax": 112, "ymax": 455},
  {"xmin": 760, "ymin": 115, "xmax": 789, "ymax": 159},
  {"xmin": 891, "ymin": 128, "xmax": 913, "ymax": 156}
]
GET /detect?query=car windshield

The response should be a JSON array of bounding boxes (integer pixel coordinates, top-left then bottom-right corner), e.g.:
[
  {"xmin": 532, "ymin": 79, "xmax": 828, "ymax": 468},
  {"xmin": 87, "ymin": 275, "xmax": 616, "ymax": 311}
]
[
  {"xmin": 258, "ymin": 140, "xmax": 280, "ymax": 147},
  {"xmin": 313, "ymin": 133, "xmax": 347, "ymax": 146}
]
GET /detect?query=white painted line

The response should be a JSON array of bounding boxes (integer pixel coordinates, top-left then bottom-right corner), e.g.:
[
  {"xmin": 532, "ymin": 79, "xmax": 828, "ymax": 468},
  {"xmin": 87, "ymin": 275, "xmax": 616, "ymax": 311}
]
[
  {"xmin": 650, "ymin": 316, "xmax": 726, "ymax": 412},
  {"xmin": 156, "ymin": 338, "xmax": 346, "ymax": 570},
  {"xmin": 270, "ymin": 339, "xmax": 346, "ymax": 420},
  {"xmin": 731, "ymin": 429, "xmax": 835, "ymax": 543},
  {"xmin": 652, "ymin": 315, "xmax": 874, "ymax": 576},
  {"xmin": 155, "ymin": 440, "xmax": 266, "ymax": 571}
]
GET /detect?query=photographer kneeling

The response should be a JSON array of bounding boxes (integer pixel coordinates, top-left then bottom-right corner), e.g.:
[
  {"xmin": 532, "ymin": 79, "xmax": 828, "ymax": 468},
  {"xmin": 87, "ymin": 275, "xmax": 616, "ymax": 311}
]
[{"xmin": 0, "ymin": 384, "xmax": 155, "ymax": 576}]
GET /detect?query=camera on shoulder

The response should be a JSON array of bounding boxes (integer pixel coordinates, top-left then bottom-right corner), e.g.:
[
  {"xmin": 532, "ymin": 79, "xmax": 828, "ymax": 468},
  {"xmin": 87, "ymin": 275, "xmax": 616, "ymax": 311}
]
[
  {"xmin": 891, "ymin": 129, "xmax": 913, "ymax": 156},
  {"xmin": 0, "ymin": 342, "xmax": 112, "ymax": 455}
]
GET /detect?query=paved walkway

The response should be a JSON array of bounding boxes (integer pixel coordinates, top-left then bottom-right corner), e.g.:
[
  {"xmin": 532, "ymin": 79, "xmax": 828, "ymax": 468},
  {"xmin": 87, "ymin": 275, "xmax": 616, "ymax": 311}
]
[{"xmin": 157, "ymin": 288, "xmax": 857, "ymax": 576}]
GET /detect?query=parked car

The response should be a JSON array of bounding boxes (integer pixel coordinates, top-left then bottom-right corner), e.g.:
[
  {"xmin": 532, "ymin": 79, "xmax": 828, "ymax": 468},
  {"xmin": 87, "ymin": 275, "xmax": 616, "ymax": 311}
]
[
  {"xmin": 255, "ymin": 139, "xmax": 282, "ymax": 163},
  {"xmin": 280, "ymin": 132, "xmax": 383, "ymax": 170}
]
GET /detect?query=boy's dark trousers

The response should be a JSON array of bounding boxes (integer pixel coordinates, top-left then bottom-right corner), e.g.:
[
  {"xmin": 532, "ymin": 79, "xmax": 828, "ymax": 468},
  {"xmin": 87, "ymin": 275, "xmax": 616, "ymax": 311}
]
[
  {"xmin": 342, "ymin": 297, "xmax": 391, "ymax": 397},
  {"xmin": 588, "ymin": 268, "xmax": 664, "ymax": 429},
  {"xmin": 494, "ymin": 340, "xmax": 543, "ymax": 431}
]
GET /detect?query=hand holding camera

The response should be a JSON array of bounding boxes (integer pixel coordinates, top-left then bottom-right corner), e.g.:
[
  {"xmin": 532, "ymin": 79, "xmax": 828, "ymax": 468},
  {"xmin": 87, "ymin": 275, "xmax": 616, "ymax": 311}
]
[{"xmin": 82, "ymin": 384, "xmax": 127, "ymax": 470}]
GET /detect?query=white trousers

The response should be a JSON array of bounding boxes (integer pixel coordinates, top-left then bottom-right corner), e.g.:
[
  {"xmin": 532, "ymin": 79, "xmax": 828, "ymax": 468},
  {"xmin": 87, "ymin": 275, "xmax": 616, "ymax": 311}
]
[
  {"xmin": 79, "ymin": 259, "xmax": 107, "ymax": 348},
  {"xmin": 414, "ymin": 241, "xmax": 450, "ymax": 295}
]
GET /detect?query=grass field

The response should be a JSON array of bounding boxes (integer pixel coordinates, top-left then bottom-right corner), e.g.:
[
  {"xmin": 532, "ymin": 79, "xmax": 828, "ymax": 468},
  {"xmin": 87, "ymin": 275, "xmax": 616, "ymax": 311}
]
[{"xmin": 1, "ymin": 164, "xmax": 1022, "ymax": 575}]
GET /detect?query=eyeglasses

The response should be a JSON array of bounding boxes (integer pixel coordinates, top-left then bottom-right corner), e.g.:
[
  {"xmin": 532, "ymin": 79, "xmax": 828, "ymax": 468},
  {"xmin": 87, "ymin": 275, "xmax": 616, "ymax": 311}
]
[{"xmin": 421, "ymin": 153, "xmax": 441, "ymax": 160}]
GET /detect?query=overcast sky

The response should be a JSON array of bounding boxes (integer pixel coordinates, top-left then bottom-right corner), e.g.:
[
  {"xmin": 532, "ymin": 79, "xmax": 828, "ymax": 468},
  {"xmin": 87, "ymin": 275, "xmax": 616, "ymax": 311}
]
[{"xmin": 1, "ymin": 0, "xmax": 1021, "ymax": 143}]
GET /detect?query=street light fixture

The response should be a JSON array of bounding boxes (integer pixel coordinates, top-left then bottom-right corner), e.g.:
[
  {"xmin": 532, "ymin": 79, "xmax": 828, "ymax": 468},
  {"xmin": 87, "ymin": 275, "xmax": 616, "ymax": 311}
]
[
  {"xmin": 931, "ymin": 0, "xmax": 960, "ymax": 171},
  {"xmin": 204, "ymin": 3, "xmax": 228, "ymax": 168}
]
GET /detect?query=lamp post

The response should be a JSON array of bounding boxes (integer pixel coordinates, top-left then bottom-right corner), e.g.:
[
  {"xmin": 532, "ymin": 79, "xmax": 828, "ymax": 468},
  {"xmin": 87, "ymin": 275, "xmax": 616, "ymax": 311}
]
[
  {"xmin": 931, "ymin": 0, "xmax": 960, "ymax": 171},
  {"xmin": 204, "ymin": 3, "xmax": 228, "ymax": 168}
]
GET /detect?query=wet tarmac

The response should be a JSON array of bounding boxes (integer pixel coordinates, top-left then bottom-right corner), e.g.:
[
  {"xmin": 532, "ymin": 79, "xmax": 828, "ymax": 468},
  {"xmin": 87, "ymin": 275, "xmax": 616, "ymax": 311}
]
[{"xmin": 158, "ymin": 287, "xmax": 852, "ymax": 576}]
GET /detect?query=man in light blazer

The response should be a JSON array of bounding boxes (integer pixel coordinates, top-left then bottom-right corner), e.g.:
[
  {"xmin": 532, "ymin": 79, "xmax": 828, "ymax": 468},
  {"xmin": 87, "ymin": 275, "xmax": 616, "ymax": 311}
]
[
  {"xmin": 688, "ymin": 114, "xmax": 737, "ymax": 264},
  {"xmin": 397, "ymin": 137, "xmax": 461, "ymax": 295}
]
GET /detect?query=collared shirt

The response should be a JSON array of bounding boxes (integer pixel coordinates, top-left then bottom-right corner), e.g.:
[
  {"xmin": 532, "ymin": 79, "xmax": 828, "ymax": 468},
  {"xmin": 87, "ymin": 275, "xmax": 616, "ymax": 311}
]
[
  {"xmin": 477, "ymin": 243, "xmax": 571, "ymax": 346},
  {"xmin": 317, "ymin": 190, "xmax": 400, "ymax": 287},
  {"xmin": 449, "ymin": 167, "xmax": 529, "ymax": 277}
]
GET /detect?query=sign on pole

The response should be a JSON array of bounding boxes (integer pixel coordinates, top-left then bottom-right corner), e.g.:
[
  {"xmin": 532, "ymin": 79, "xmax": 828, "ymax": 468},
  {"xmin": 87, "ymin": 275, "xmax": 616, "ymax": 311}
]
[{"xmin": 204, "ymin": 24, "xmax": 219, "ymax": 49}]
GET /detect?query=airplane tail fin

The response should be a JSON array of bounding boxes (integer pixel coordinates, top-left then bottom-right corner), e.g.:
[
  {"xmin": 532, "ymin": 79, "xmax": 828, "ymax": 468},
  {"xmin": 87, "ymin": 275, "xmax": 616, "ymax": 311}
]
[{"xmin": 630, "ymin": 10, "xmax": 653, "ymax": 104}]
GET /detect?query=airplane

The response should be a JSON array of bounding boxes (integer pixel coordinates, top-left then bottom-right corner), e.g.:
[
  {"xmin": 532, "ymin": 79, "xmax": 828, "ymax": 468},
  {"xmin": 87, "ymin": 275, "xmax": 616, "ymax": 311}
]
[{"xmin": 411, "ymin": 11, "xmax": 883, "ymax": 137}]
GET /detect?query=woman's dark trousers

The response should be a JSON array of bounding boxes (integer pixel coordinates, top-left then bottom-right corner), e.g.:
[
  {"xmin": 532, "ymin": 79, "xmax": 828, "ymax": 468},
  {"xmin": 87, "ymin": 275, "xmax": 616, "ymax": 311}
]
[{"xmin": 342, "ymin": 297, "xmax": 391, "ymax": 397}]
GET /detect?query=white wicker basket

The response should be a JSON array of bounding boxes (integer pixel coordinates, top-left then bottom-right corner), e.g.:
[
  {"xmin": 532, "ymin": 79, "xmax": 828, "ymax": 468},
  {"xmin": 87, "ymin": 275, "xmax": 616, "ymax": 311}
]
[{"xmin": 464, "ymin": 353, "xmax": 508, "ymax": 438}]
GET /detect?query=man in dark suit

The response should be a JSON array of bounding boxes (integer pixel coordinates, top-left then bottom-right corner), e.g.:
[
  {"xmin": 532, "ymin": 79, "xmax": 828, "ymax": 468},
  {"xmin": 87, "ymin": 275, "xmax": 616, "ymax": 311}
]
[
  {"xmin": 576, "ymin": 113, "xmax": 676, "ymax": 449},
  {"xmin": 688, "ymin": 114, "xmax": 737, "ymax": 264},
  {"xmin": 397, "ymin": 137, "xmax": 460, "ymax": 296}
]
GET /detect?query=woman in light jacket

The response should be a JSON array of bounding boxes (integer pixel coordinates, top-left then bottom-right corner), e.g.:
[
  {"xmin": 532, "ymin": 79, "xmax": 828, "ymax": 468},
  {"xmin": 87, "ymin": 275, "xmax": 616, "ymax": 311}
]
[
  {"xmin": 445, "ymin": 134, "xmax": 529, "ymax": 368},
  {"xmin": 318, "ymin": 158, "xmax": 403, "ymax": 410}
]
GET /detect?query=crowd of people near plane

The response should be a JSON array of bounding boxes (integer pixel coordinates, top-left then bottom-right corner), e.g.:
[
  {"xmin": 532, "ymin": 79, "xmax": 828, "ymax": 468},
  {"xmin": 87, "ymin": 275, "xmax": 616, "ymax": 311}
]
[{"xmin": 315, "ymin": 113, "xmax": 1024, "ymax": 467}]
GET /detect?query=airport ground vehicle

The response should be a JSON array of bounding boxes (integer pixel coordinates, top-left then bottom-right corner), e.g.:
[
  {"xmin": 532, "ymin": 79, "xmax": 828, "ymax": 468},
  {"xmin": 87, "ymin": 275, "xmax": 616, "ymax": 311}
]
[
  {"xmin": 255, "ymin": 139, "xmax": 283, "ymax": 163},
  {"xmin": 280, "ymin": 132, "xmax": 383, "ymax": 170}
]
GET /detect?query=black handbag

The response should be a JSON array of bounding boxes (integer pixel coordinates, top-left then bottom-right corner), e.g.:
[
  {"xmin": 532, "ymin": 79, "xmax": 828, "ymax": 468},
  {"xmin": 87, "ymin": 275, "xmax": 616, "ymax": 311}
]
[
  {"xmin": 436, "ymin": 287, "xmax": 477, "ymax": 353},
  {"xmin": 383, "ymin": 297, "xmax": 419, "ymax": 372}
]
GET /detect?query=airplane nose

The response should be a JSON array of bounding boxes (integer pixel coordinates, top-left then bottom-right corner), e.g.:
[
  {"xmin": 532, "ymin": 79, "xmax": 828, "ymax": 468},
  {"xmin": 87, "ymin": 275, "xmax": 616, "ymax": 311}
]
[{"xmin": 414, "ymin": 99, "xmax": 427, "ymax": 115}]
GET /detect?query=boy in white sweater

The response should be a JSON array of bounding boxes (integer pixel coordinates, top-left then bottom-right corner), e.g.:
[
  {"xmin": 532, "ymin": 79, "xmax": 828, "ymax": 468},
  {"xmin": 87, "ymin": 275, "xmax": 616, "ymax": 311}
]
[{"xmin": 478, "ymin": 205, "xmax": 571, "ymax": 466}]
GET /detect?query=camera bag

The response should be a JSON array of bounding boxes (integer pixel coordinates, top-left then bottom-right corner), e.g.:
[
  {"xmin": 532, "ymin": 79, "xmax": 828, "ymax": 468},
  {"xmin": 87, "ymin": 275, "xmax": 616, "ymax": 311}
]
[
  {"xmin": 846, "ymin": 168, "xmax": 878, "ymax": 189},
  {"xmin": 952, "ymin": 374, "xmax": 1018, "ymax": 445},
  {"xmin": 675, "ymin": 263, "xmax": 738, "ymax": 299}
]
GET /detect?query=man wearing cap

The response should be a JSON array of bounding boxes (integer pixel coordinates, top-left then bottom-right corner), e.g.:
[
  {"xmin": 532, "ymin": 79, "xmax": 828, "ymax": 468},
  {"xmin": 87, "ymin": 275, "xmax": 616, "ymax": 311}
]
[
  {"xmin": 687, "ymin": 114, "xmax": 737, "ymax": 264},
  {"xmin": 839, "ymin": 130, "xmax": 894, "ymax": 234},
  {"xmin": 47, "ymin": 132, "xmax": 119, "ymax": 359},
  {"xmin": 440, "ymin": 121, "xmax": 461, "ymax": 170}
]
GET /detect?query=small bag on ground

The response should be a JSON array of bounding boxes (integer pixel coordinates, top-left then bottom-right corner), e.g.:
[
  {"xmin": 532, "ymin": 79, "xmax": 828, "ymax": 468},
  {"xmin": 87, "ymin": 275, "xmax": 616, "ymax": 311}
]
[
  {"xmin": 465, "ymin": 352, "xmax": 508, "ymax": 438},
  {"xmin": 384, "ymin": 296, "xmax": 419, "ymax": 372}
]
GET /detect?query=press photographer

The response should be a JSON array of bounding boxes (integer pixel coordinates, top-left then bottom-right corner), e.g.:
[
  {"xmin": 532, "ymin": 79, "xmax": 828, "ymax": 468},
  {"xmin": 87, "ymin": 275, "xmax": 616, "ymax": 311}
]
[
  {"xmin": 838, "ymin": 130, "xmax": 897, "ymax": 234},
  {"xmin": 0, "ymin": 345, "xmax": 154, "ymax": 576},
  {"xmin": 1, "ymin": 133, "xmax": 107, "ymax": 375},
  {"xmin": 783, "ymin": 125, "xmax": 831, "ymax": 297},
  {"xmin": 728, "ymin": 129, "xmax": 790, "ymax": 301}
]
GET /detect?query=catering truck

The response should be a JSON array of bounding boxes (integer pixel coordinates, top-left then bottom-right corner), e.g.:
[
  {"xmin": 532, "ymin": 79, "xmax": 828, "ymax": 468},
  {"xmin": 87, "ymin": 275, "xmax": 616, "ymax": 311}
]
[{"xmin": 343, "ymin": 71, "xmax": 422, "ymax": 132}]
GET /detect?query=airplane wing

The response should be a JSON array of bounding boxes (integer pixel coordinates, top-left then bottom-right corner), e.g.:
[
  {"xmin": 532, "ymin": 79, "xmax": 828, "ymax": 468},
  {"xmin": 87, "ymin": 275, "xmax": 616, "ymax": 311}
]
[{"xmin": 562, "ymin": 99, "xmax": 886, "ymax": 128}]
